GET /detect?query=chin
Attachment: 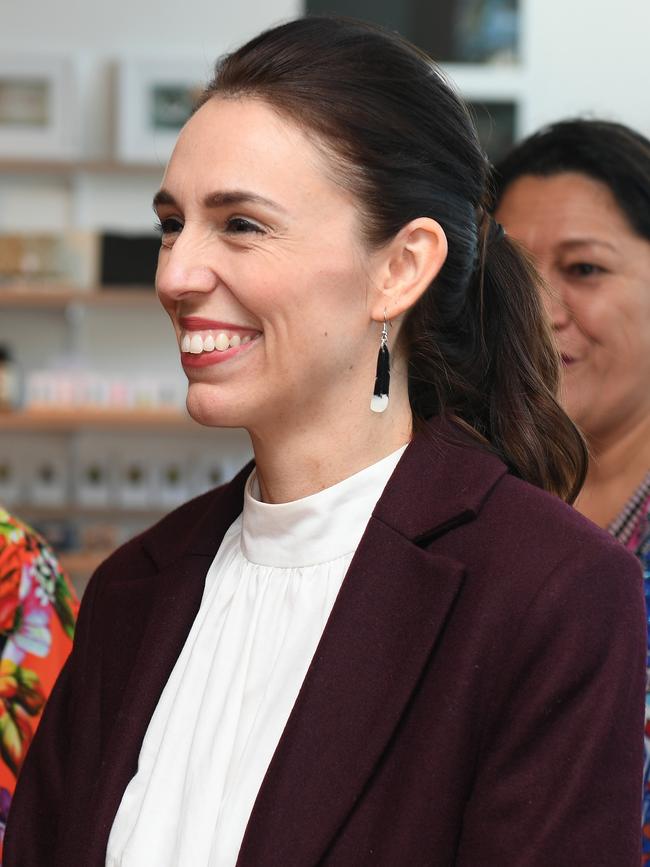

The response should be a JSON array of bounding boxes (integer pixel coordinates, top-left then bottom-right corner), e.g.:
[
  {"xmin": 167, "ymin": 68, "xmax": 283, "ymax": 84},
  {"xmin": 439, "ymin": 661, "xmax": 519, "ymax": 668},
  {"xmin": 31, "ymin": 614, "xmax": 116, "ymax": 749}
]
[{"xmin": 185, "ymin": 383, "xmax": 246, "ymax": 429}]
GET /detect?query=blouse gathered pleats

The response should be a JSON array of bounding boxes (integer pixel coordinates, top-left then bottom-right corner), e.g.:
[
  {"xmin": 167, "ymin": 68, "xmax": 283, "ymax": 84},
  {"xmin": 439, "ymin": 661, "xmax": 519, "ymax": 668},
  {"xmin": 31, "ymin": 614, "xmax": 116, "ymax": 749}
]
[{"xmin": 105, "ymin": 446, "xmax": 406, "ymax": 867}]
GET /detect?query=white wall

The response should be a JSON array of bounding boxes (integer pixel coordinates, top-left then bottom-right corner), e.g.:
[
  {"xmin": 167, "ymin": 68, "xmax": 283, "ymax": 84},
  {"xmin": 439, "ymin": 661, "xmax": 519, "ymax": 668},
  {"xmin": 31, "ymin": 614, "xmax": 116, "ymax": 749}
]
[{"xmin": 523, "ymin": 0, "xmax": 650, "ymax": 137}]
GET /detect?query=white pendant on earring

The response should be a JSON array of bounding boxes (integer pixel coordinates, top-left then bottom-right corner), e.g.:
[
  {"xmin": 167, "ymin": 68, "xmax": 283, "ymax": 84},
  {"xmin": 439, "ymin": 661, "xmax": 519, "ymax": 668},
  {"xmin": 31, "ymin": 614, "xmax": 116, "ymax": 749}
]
[{"xmin": 370, "ymin": 394, "xmax": 389, "ymax": 413}]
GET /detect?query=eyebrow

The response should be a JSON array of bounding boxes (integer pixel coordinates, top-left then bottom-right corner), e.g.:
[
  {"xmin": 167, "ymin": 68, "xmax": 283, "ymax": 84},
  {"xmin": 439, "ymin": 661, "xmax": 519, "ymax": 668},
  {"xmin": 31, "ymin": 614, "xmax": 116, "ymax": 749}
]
[
  {"xmin": 558, "ymin": 237, "xmax": 618, "ymax": 253},
  {"xmin": 152, "ymin": 188, "xmax": 286, "ymax": 213}
]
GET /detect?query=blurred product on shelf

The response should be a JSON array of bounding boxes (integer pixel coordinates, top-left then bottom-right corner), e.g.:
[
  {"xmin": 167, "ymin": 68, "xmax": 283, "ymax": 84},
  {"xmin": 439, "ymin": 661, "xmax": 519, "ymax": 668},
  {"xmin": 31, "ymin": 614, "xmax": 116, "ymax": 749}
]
[
  {"xmin": 0, "ymin": 443, "xmax": 241, "ymax": 512},
  {"xmin": 0, "ymin": 459, "xmax": 18, "ymax": 504},
  {"xmin": 74, "ymin": 458, "xmax": 112, "ymax": 508},
  {"xmin": 22, "ymin": 368, "xmax": 185, "ymax": 411},
  {"xmin": 99, "ymin": 233, "xmax": 160, "ymax": 287},
  {"xmin": 0, "ymin": 232, "xmax": 99, "ymax": 288},
  {"xmin": 28, "ymin": 453, "xmax": 68, "ymax": 507},
  {"xmin": 116, "ymin": 459, "xmax": 152, "ymax": 509},
  {"xmin": 157, "ymin": 460, "xmax": 192, "ymax": 509},
  {"xmin": 0, "ymin": 346, "xmax": 18, "ymax": 411}
]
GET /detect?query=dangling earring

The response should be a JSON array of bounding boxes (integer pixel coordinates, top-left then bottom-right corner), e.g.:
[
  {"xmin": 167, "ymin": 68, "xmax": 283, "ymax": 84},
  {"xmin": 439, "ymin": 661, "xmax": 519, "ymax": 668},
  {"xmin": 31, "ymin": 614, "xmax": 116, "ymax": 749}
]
[{"xmin": 370, "ymin": 311, "xmax": 390, "ymax": 413}]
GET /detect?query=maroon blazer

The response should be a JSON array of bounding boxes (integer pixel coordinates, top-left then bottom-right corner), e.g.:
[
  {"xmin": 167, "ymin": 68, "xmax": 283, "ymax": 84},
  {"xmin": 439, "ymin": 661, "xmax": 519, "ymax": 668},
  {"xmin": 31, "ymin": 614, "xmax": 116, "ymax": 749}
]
[{"xmin": 5, "ymin": 421, "xmax": 646, "ymax": 865}]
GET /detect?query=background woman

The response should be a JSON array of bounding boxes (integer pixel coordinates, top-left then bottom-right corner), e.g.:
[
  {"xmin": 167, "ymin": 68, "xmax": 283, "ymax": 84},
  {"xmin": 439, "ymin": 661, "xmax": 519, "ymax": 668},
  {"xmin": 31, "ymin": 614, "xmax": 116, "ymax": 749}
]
[
  {"xmin": 6, "ymin": 21, "xmax": 645, "ymax": 867},
  {"xmin": 494, "ymin": 117, "xmax": 650, "ymax": 858}
]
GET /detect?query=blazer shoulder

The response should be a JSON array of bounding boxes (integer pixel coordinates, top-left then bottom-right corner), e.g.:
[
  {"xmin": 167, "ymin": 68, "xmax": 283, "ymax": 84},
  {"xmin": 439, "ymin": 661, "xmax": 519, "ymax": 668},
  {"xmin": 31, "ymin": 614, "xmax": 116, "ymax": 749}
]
[
  {"xmin": 484, "ymin": 471, "xmax": 642, "ymax": 579},
  {"xmin": 88, "ymin": 462, "xmax": 252, "ymax": 589}
]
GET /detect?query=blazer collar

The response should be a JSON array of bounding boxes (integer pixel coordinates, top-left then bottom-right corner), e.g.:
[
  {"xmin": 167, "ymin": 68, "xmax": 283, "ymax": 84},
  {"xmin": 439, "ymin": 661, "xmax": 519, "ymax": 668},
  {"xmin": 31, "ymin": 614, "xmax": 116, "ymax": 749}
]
[
  {"xmin": 373, "ymin": 417, "xmax": 507, "ymax": 543},
  {"xmin": 141, "ymin": 415, "xmax": 507, "ymax": 568}
]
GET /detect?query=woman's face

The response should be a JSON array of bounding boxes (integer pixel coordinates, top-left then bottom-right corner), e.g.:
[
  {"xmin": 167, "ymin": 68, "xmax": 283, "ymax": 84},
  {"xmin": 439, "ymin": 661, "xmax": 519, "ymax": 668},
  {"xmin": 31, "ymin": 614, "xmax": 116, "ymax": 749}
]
[
  {"xmin": 155, "ymin": 96, "xmax": 382, "ymax": 431},
  {"xmin": 496, "ymin": 172, "xmax": 650, "ymax": 444}
]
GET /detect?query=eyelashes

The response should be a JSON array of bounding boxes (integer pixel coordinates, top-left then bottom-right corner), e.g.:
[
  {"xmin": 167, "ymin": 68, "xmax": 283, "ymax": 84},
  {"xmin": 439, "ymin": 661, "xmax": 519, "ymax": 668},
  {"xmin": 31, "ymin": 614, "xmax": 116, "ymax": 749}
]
[
  {"xmin": 225, "ymin": 217, "xmax": 265, "ymax": 235},
  {"xmin": 153, "ymin": 216, "xmax": 266, "ymax": 244},
  {"xmin": 154, "ymin": 217, "xmax": 268, "ymax": 247},
  {"xmin": 154, "ymin": 217, "xmax": 183, "ymax": 236},
  {"xmin": 565, "ymin": 262, "xmax": 606, "ymax": 278}
]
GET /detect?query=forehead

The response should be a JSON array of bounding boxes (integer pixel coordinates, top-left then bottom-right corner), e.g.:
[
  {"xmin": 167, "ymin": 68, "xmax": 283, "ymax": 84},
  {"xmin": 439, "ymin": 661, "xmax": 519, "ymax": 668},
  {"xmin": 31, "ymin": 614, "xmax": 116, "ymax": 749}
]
[
  {"xmin": 496, "ymin": 172, "xmax": 633, "ymax": 248},
  {"xmin": 163, "ymin": 95, "xmax": 347, "ymax": 207}
]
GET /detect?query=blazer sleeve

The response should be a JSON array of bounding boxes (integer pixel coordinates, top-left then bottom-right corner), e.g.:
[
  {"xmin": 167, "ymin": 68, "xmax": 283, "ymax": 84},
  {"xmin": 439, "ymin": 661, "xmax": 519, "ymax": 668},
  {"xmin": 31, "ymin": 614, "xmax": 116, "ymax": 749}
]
[
  {"xmin": 3, "ymin": 565, "xmax": 102, "ymax": 866},
  {"xmin": 455, "ymin": 543, "xmax": 646, "ymax": 867}
]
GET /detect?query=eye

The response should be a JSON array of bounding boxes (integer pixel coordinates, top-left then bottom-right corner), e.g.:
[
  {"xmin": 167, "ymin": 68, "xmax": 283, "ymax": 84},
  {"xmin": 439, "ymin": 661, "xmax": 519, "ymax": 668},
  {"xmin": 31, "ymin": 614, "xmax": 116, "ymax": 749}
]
[
  {"xmin": 154, "ymin": 217, "xmax": 183, "ymax": 247},
  {"xmin": 566, "ymin": 262, "xmax": 605, "ymax": 278},
  {"xmin": 225, "ymin": 216, "xmax": 265, "ymax": 235}
]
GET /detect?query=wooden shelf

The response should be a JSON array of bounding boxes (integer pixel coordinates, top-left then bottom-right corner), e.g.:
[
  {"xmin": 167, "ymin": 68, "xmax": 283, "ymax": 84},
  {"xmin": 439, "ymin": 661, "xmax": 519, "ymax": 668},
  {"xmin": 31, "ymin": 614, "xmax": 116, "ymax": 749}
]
[
  {"xmin": 0, "ymin": 159, "xmax": 164, "ymax": 175},
  {"xmin": 0, "ymin": 408, "xmax": 195, "ymax": 431},
  {"xmin": 0, "ymin": 285, "xmax": 156, "ymax": 308}
]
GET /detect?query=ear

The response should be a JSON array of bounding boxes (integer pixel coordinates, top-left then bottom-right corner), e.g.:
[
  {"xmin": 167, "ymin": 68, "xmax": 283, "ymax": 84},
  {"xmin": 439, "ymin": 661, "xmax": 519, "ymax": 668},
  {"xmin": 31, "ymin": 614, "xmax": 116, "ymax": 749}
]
[{"xmin": 369, "ymin": 217, "xmax": 448, "ymax": 322}]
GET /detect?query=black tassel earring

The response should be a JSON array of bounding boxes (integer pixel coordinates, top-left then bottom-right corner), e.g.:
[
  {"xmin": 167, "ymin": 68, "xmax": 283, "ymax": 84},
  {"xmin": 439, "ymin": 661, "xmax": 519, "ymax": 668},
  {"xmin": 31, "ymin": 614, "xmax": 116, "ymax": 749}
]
[{"xmin": 370, "ymin": 312, "xmax": 390, "ymax": 413}]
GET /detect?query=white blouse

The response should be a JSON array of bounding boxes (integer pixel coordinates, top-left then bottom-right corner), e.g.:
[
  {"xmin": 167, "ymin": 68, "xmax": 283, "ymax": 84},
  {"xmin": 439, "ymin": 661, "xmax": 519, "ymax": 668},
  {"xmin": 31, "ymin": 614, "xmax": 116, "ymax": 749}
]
[{"xmin": 106, "ymin": 445, "xmax": 406, "ymax": 867}]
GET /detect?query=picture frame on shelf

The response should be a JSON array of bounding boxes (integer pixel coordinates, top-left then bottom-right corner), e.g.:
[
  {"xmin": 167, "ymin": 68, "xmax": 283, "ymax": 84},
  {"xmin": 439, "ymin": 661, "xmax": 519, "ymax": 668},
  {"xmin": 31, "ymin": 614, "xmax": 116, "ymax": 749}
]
[
  {"xmin": 0, "ymin": 56, "xmax": 79, "ymax": 159},
  {"xmin": 115, "ymin": 58, "xmax": 211, "ymax": 164}
]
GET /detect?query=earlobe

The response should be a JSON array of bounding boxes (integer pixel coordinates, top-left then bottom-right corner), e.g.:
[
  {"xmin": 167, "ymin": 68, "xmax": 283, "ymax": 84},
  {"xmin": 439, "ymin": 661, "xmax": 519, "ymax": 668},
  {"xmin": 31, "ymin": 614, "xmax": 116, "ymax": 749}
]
[{"xmin": 370, "ymin": 217, "xmax": 448, "ymax": 321}]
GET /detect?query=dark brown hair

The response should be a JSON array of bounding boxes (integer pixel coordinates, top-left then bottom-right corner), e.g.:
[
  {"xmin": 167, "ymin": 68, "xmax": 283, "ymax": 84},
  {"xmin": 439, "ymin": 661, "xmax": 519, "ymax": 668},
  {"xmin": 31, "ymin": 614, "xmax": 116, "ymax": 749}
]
[
  {"xmin": 494, "ymin": 118, "xmax": 650, "ymax": 243},
  {"xmin": 198, "ymin": 16, "xmax": 587, "ymax": 502}
]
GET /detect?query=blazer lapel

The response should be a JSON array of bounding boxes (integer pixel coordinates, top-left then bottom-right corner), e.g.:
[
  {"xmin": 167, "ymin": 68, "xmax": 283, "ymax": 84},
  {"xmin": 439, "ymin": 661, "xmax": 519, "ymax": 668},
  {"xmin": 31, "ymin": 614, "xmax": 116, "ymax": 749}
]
[
  {"xmin": 86, "ymin": 553, "xmax": 214, "ymax": 857},
  {"xmin": 84, "ymin": 466, "xmax": 252, "ymax": 863},
  {"xmin": 237, "ymin": 520, "xmax": 466, "ymax": 867},
  {"xmin": 237, "ymin": 420, "xmax": 507, "ymax": 867}
]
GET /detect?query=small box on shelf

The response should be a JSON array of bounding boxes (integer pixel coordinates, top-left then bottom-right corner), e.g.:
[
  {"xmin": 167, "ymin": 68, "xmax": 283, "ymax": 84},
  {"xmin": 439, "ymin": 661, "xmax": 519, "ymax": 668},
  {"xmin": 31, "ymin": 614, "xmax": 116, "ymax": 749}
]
[
  {"xmin": 29, "ymin": 453, "xmax": 68, "ymax": 507},
  {"xmin": 74, "ymin": 457, "xmax": 112, "ymax": 508}
]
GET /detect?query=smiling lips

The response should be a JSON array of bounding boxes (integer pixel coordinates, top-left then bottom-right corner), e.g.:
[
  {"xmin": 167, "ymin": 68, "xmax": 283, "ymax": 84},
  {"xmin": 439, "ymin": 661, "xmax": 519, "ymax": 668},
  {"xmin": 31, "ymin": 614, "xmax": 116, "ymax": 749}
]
[{"xmin": 179, "ymin": 317, "xmax": 260, "ymax": 367}]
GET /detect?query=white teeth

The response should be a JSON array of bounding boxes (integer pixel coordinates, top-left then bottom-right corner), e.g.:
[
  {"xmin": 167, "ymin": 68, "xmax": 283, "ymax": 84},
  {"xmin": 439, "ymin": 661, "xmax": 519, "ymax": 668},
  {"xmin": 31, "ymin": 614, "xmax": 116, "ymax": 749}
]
[{"xmin": 180, "ymin": 330, "xmax": 255, "ymax": 354}]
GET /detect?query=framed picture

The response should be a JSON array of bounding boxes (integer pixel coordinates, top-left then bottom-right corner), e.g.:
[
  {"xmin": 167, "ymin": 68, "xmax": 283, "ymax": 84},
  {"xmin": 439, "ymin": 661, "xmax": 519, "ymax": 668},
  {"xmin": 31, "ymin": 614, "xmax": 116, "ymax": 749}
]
[
  {"xmin": 115, "ymin": 58, "xmax": 211, "ymax": 164},
  {"xmin": 305, "ymin": 0, "xmax": 520, "ymax": 65},
  {"xmin": 0, "ymin": 56, "xmax": 79, "ymax": 158}
]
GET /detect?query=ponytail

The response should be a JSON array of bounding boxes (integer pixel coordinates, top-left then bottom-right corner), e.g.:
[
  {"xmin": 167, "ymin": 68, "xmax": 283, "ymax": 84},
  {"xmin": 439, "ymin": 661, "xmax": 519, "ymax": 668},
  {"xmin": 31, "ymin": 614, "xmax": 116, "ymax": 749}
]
[
  {"xmin": 204, "ymin": 17, "xmax": 588, "ymax": 502},
  {"xmin": 405, "ymin": 225, "xmax": 588, "ymax": 502}
]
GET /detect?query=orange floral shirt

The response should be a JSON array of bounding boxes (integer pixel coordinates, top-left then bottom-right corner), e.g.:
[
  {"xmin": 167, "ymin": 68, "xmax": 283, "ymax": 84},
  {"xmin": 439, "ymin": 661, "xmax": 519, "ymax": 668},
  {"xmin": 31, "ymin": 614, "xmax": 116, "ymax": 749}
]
[{"xmin": 0, "ymin": 508, "xmax": 78, "ymax": 862}]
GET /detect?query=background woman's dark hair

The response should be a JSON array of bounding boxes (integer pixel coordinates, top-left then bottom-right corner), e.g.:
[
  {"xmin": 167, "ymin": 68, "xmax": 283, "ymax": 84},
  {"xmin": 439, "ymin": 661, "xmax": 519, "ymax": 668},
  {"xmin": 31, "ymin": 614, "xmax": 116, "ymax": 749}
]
[
  {"xmin": 493, "ymin": 118, "xmax": 650, "ymax": 243},
  {"xmin": 199, "ymin": 16, "xmax": 587, "ymax": 502}
]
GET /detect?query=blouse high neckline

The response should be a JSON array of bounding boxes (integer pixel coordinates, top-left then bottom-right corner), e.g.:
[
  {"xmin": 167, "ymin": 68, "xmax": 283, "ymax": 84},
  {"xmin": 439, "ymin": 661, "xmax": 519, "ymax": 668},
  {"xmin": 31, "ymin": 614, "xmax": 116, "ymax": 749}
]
[{"xmin": 241, "ymin": 447, "xmax": 407, "ymax": 568}]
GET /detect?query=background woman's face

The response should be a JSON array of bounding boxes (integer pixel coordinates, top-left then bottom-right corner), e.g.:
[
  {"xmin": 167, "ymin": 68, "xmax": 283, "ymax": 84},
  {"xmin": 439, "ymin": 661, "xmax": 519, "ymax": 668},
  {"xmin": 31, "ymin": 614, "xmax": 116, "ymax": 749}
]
[
  {"xmin": 496, "ymin": 172, "xmax": 650, "ymax": 444},
  {"xmin": 155, "ymin": 96, "xmax": 382, "ymax": 432}
]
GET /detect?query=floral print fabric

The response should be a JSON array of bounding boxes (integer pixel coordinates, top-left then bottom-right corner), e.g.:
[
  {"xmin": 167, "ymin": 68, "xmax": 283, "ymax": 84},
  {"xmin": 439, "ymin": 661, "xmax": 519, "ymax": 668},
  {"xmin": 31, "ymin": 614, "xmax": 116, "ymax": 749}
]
[
  {"xmin": 623, "ymin": 492, "xmax": 650, "ymax": 864},
  {"xmin": 0, "ymin": 507, "xmax": 78, "ymax": 862}
]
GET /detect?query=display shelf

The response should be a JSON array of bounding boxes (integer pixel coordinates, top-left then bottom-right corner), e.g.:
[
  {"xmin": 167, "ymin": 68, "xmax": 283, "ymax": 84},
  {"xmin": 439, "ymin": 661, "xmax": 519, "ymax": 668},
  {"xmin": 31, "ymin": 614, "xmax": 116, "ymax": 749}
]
[
  {"xmin": 0, "ymin": 408, "xmax": 194, "ymax": 431},
  {"xmin": 0, "ymin": 284, "xmax": 156, "ymax": 308}
]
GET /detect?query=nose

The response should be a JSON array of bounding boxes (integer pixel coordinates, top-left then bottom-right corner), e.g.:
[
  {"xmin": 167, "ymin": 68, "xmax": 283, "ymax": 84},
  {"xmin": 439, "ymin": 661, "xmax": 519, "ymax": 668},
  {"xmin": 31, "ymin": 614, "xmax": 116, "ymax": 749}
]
[
  {"xmin": 535, "ymin": 265, "xmax": 572, "ymax": 332},
  {"xmin": 544, "ymin": 287, "xmax": 572, "ymax": 331},
  {"xmin": 156, "ymin": 233, "xmax": 220, "ymax": 302}
]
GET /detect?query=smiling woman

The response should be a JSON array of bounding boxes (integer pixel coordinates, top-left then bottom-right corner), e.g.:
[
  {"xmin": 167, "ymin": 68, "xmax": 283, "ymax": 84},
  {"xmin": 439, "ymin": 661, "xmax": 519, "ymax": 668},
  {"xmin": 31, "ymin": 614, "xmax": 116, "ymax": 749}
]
[{"xmin": 4, "ymin": 20, "xmax": 646, "ymax": 867}]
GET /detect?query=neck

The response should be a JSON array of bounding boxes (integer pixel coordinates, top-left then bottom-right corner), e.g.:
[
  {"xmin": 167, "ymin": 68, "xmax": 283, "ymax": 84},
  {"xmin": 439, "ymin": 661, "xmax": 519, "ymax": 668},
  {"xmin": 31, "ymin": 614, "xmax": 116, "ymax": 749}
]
[
  {"xmin": 575, "ymin": 410, "xmax": 650, "ymax": 528},
  {"xmin": 248, "ymin": 377, "xmax": 413, "ymax": 505}
]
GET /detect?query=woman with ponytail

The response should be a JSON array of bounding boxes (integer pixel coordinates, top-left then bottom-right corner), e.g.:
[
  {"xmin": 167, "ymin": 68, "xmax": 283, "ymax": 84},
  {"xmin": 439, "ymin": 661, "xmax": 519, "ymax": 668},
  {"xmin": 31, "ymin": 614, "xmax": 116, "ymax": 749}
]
[{"xmin": 5, "ymin": 18, "xmax": 644, "ymax": 867}]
